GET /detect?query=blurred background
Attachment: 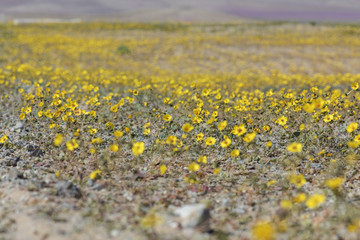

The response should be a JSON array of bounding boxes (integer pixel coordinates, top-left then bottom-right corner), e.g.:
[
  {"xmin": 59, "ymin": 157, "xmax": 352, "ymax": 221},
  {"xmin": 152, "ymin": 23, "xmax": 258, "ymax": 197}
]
[{"xmin": 1, "ymin": 0, "xmax": 360, "ymax": 22}]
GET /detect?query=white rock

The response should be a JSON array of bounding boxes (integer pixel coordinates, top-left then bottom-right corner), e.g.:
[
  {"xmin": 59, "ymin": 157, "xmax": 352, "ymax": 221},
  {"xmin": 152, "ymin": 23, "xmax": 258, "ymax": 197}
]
[
  {"xmin": 11, "ymin": 121, "xmax": 24, "ymax": 131},
  {"xmin": 174, "ymin": 203, "xmax": 211, "ymax": 230}
]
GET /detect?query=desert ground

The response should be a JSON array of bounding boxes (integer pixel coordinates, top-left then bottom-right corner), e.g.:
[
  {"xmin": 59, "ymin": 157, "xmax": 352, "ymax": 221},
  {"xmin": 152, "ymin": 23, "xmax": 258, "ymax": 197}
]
[{"xmin": 1, "ymin": 4, "xmax": 360, "ymax": 240}]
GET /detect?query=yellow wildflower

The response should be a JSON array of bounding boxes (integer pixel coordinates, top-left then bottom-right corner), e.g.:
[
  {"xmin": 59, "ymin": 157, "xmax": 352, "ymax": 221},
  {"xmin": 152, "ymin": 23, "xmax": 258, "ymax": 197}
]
[
  {"xmin": 306, "ymin": 194, "xmax": 326, "ymax": 209},
  {"xmin": 347, "ymin": 122, "xmax": 358, "ymax": 133},
  {"xmin": 188, "ymin": 162, "xmax": 200, "ymax": 171},
  {"xmin": 110, "ymin": 144, "xmax": 119, "ymax": 152},
  {"xmin": 54, "ymin": 134, "xmax": 63, "ymax": 146},
  {"xmin": 276, "ymin": 116, "xmax": 287, "ymax": 126},
  {"xmin": 132, "ymin": 142, "xmax": 145, "ymax": 156},
  {"xmin": 66, "ymin": 139, "xmax": 79, "ymax": 151},
  {"xmin": 325, "ymin": 177, "xmax": 344, "ymax": 189},
  {"xmin": 0, "ymin": 134, "xmax": 8, "ymax": 144},
  {"xmin": 220, "ymin": 136, "xmax": 231, "ymax": 148},
  {"xmin": 205, "ymin": 137, "xmax": 216, "ymax": 146},
  {"xmin": 231, "ymin": 124, "xmax": 247, "ymax": 136},
  {"xmin": 243, "ymin": 132, "xmax": 256, "ymax": 143},
  {"xmin": 182, "ymin": 123, "xmax": 194, "ymax": 132},
  {"xmin": 163, "ymin": 114, "xmax": 172, "ymax": 122},
  {"xmin": 286, "ymin": 142, "xmax": 302, "ymax": 153},
  {"xmin": 251, "ymin": 221, "xmax": 274, "ymax": 240},
  {"xmin": 351, "ymin": 82, "xmax": 359, "ymax": 90},
  {"xmin": 289, "ymin": 174, "xmax": 306, "ymax": 188},
  {"xmin": 197, "ymin": 156, "xmax": 207, "ymax": 164},
  {"xmin": 89, "ymin": 169, "xmax": 101, "ymax": 180},
  {"xmin": 231, "ymin": 149, "xmax": 240, "ymax": 157},
  {"xmin": 218, "ymin": 121, "xmax": 227, "ymax": 131},
  {"xmin": 160, "ymin": 165, "xmax": 167, "ymax": 175},
  {"xmin": 114, "ymin": 130, "xmax": 124, "ymax": 138}
]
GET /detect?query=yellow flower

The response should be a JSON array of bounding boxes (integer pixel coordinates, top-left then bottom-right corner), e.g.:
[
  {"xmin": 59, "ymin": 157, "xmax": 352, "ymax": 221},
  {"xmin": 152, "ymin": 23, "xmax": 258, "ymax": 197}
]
[
  {"xmin": 114, "ymin": 130, "xmax": 124, "ymax": 138},
  {"xmin": 218, "ymin": 121, "xmax": 227, "ymax": 131},
  {"xmin": 19, "ymin": 113, "xmax": 25, "ymax": 120},
  {"xmin": 231, "ymin": 124, "xmax": 247, "ymax": 136},
  {"xmin": 188, "ymin": 162, "xmax": 200, "ymax": 171},
  {"xmin": 0, "ymin": 134, "xmax": 8, "ymax": 144},
  {"xmin": 166, "ymin": 135, "xmax": 178, "ymax": 145},
  {"xmin": 197, "ymin": 156, "xmax": 207, "ymax": 164},
  {"xmin": 195, "ymin": 133, "xmax": 204, "ymax": 141},
  {"xmin": 354, "ymin": 134, "xmax": 360, "ymax": 142},
  {"xmin": 289, "ymin": 174, "xmax": 306, "ymax": 188},
  {"xmin": 110, "ymin": 104, "xmax": 118, "ymax": 112},
  {"xmin": 263, "ymin": 125, "xmax": 270, "ymax": 131},
  {"xmin": 89, "ymin": 148, "xmax": 96, "ymax": 154},
  {"xmin": 243, "ymin": 132, "xmax": 256, "ymax": 143},
  {"xmin": 182, "ymin": 123, "xmax": 194, "ymax": 132},
  {"xmin": 110, "ymin": 144, "xmax": 119, "ymax": 152},
  {"xmin": 348, "ymin": 141, "xmax": 360, "ymax": 149},
  {"xmin": 266, "ymin": 141, "xmax": 272, "ymax": 147},
  {"xmin": 202, "ymin": 89, "xmax": 210, "ymax": 96},
  {"xmin": 299, "ymin": 124, "xmax": 306, "ymax": 131},
  {"xmin": 91, "ymin": 137, "xmax": 102, "ymax": 144},
  {"xmin": 280, "ymin": 200, "xmax": 292, "ymax": 210},
  {"xmin": 220, "ymin": 136, "xmax": 231, "ymax": 148},
  {"xmin": 347, "ymin": 220, "xmax": 360, "ymax": 233},
  {"xmin": 306, "ymin": 194, "xmax": 326, "ymax": 209},
  {"xmin": 132, "ymin": 142, "xmax": 145, "ymax": 156},
  {"xmin": 143, "ymin": 128, "xmax": 150, "ymax": 135},
  {"xmin": 25, "ymin": 106, "xmax": 32, "ymax": 114},
  {"xmin": 160, "ymin": 165, "xmax": 167, "ymax": 175},
  {"xmin": 276, "ymin": 116, "xmax": 287, "ymax": 126},
  {"xmin": 213, "ymin": 168, "xmax": 220, "ymax": 174},
  {"xmin": 303, "ymin": 103, "xmax": 315, "ymax": 113},
  {"xmin": 313, "ymin": 98, "xmax": 325, "ymax": 109},
  {"xmin": 251, "ymin": 220, "xmax": 275, "ymax": 240},
  {"xmin": 89, "ymin": 128, "xmax": 98, "ymax": 134},
  {"xmin": 324, "ymin": 114, "xmax": 333, "ymax": 123},
  {"xmin": 347, "ymin": 122, "xmax": 358, "ymax": 133},
  {"xmin": 292, "ymin": 193, "xmax": 306, "ymax": 203},
  {"xmin": 89, "ymin": 169, "xmax": 101, "ymax": 180},
  {"xmin": 231, "ymin": 149, "xmax": 240, "ymax": 157},
  {"xmin": 66, "ymin": 139, "xmax": 79, "ymax": 151},
  {"xmin": 286, "ymin": 142, "xmax": 302, "ymax": 153},
  {"xmin": 163, "ymin": 114, "xmax": 172, "ymax": 122},
  {"xmin": 105, "ymin": 122, "xmax": 114, "ymax": 129},
  {"xmin": 325, "ymin": 177, "xmax": 344, "ymax": 189},
  {"xmin": 54, "ymin": 134, "xmax": 63, "ymax": 146},
  {"xmin": 266, "ymin": 180, "xmax": 276, "ymax": 186},
  {"xmin": 205, "ymin": 137, "xmax": 216, "ymax": 146},
  {"xmin": 351, "ymin": 82, "xmax": 359, "ymax": 90}
]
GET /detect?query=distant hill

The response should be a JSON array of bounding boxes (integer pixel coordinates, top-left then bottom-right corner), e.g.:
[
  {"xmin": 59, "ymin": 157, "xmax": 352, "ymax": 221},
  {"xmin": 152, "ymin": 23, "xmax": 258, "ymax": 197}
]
[{"xmin": 1, "ymin": 0, "xmax": 360, "ymax": 22}]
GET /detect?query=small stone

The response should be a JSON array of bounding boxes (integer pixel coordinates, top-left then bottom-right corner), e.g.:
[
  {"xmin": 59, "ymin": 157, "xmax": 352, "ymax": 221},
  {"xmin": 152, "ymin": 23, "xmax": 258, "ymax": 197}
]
[
  {"xmin": 6, "ymin": 157, "xmax": 20, "ymax": 167},
  {"xmin": 8, "ymin": 168, "xmax": 24, "ymax": 180},
  {"xmin": 11, "ymin": 121, "xmax": 24, "ymax": 131},
  {"xmin": 55, "ymin": 181, "xmax": 82, "ymax": 199},
  {"xmin": 110, "ymin": 229, "xmax": 120, "ymax": 237},
  {"xmin": 174, "ymin": 203, "xmax": 211, "ymax": 231}
]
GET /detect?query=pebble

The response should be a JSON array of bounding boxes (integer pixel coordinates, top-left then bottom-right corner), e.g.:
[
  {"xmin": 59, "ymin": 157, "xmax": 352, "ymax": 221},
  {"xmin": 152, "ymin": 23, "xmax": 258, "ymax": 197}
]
[
  {"xmin": 11, "ymin": 121, "xmax": 24, "ymax": 132},
  {"xmin": 55, "ymin": 181, "xmax": 82, "ymax": 199},
  {"xmin": 8, "ymin": 168, "xmax": 24, "ymax": 180},
  {"xmin": 174, "ymin": 203, "xmax": 211, "ymax": 230}
]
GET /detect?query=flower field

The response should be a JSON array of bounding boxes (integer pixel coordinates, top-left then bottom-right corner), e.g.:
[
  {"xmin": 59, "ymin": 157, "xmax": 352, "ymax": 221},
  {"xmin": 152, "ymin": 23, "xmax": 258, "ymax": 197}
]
[{"xmin": 1, "ymin": 22, "xmax": 360, "ymax": 239}]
